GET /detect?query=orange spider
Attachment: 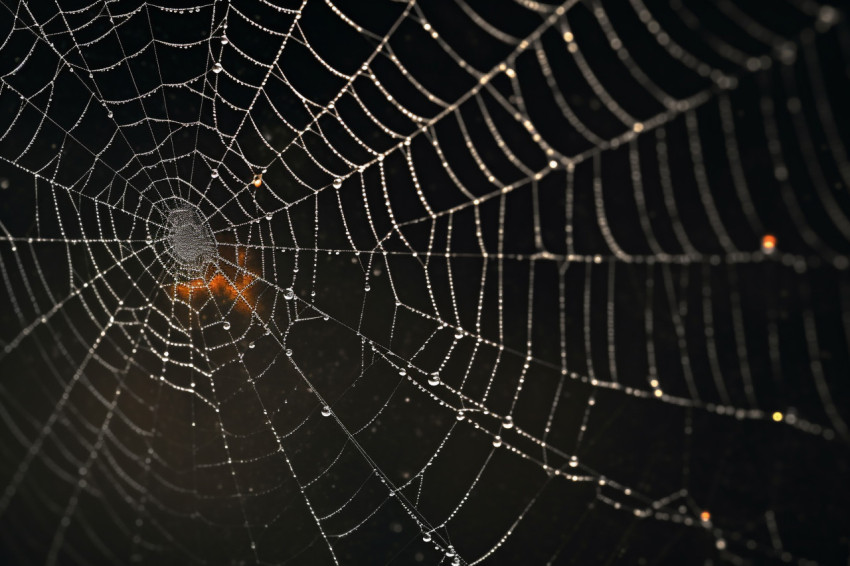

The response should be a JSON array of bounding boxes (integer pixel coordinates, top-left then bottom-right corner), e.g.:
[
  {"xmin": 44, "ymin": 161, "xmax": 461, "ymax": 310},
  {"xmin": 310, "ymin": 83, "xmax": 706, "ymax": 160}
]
[{"xmin": 173, "ymin": 246, "xmax": 261, "ymax": 315}]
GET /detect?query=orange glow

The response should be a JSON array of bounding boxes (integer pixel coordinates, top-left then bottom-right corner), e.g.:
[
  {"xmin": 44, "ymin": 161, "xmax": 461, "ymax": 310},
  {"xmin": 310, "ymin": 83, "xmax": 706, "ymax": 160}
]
[
  {"xmin": 172, "ymin": 246, "xmax": 261, "ymax": 314},
  {"xmin": 761, "ymin": 234, "xmax": 776, "ymax": 251},
  {"xmin": 252, "ymin": 173, "xmax": 262, "ymax": 188},
  {"xmin": 700, "ymin": 511, "xmax": 711, "ymax": 522}
]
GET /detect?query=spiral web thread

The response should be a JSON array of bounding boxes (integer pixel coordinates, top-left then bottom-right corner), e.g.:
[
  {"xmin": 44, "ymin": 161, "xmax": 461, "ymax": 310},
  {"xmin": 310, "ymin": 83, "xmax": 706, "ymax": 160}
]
[{"xmin": 0, "ymin": 0, "xmax": 849, "ymax": 564}]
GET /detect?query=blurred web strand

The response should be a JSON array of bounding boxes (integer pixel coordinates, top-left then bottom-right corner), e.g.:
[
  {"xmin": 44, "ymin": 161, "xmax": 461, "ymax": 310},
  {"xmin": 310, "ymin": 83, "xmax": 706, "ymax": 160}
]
[{"xmin": 0, "ymin": 0, "xmax": 848, "ymax": 565}]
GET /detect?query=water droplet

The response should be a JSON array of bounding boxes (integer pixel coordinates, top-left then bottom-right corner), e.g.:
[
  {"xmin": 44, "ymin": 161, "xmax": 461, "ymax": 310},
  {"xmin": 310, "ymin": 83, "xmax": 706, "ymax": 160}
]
[
  {"xmin": 321, "ymin": 405, "xmax": 331, "ymax": 417},
  {"xmin": 569, "ymin": 455, "xmax": 579, "ymax": 467},
  {"xmin": 221, "ymin": 36, "xmax": 228, "ymax": 45},
  {"xmin": 284, "ymin": 287, "xmax": 294, "ymax": 300},
  {"xmin": 212, "ymin": 62, "xmax": 223, "ymax": 73},
  {"xmin": 818, "ymin": 6, "xmax": 839, "ymax": 25},
  {"xmin": 456, "ymin": 411, "xmax": 465, "ymax": 421},
  {"xmin": 266, "ymin": 213, "xmax": 273, "ymax": 221},
  {"xmin": 107, "ymin": 111, "xmax": 113, "ymax": 118},
  {"xmin": 248, "ymin": 342, "xmax": 255, "ymax": 349},
  {"xmin": 222, "ymin": 321, "xmax": 231, "ymax": 330},
  {"xmin": 492, "ymin": 436, "xmax": 502, "ymax": 447},
  {"xmin": 428, "ymin": 373, "xmax": 440, "ymax": 386},
  {"xmin": 364, "ymin": 283, "xmax": 371, "ymax": 292},
  {"xmin": 422, "ymin": 533, "xmax": 431, "ymax": 542},
  {"xmin": 286, "ymin": 349, "xmax": 292, "ymax": 356},
  {"xmin": 211, "ymin": 170, "xmax": 218, "ymax": 178},
  {"xmin": 333, "ymin": 178, "xmax": 342, "ymax": 189},
  {"xmin": 502, "ymin": 415, "xmax": 514, "ymax": 429}
]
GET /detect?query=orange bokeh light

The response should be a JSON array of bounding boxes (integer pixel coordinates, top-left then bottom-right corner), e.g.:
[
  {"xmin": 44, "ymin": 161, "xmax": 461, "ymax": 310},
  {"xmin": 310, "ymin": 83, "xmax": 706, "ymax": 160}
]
[
  {"xmin": 172, "ymin": 246, "xmax": 260, "ymax": 314},
  {"xmin": 761, "ymin": 234, "xmax": 776, "ymax": 251},
  {"xmin": 700, "ymin": 510, "xmax": 711, "ymax": 522}
]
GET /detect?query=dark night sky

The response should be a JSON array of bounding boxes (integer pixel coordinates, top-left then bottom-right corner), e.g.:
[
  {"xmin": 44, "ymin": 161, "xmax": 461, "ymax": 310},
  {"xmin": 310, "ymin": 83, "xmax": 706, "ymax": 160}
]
[{"xmin": 0, "ymin": 0, "xmax": 849, "ymax": 565}]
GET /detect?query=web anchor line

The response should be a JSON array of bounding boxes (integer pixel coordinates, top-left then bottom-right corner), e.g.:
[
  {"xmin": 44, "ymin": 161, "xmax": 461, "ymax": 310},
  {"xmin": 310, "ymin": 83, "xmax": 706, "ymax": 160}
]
[{"xmin": 0, "ymin": 1, "xmax": 847, "ymax": 565}]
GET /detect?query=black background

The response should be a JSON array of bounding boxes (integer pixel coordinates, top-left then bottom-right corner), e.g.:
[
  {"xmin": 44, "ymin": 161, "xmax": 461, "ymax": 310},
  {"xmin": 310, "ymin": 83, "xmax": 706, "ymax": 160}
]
[{"xmin": 0, "ymin": 0, "xmax": 849, "ymax": 564}]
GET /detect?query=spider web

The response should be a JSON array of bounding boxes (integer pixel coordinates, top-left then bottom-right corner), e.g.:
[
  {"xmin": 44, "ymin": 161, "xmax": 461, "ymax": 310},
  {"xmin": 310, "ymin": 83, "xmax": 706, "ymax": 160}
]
[{"xmin": 0, "ymin": 0, "xmax": 849, "ymax": 564}]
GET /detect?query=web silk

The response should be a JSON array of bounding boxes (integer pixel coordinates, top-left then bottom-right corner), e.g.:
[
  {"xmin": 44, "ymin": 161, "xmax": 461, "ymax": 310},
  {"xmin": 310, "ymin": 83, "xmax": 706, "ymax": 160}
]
[{"xmin": 0, "ymin": 1, "xmax": 848, "ymax": 566}]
